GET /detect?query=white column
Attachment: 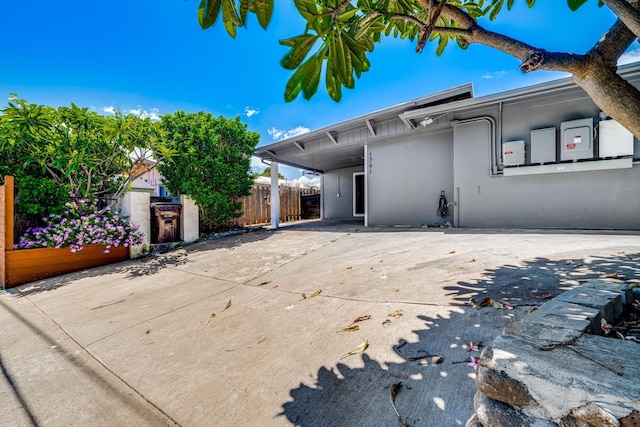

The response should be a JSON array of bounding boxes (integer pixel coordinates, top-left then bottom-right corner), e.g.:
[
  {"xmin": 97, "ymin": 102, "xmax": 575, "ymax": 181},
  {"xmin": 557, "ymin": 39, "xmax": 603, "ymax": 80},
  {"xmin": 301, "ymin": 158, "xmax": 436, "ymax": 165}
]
[
  {"xmin": 180, "ymin": 195, "xmax": 199, "ymax": 243},
  {"xmin": 364, "ymin": 144, "xmax": 369, "ymax": 227},
  {"xmin": 119, "ymin": 190, "xmax": 151, "ymax": 258},
  {"xmin": 270, "ymin": 162, "xmax": 280, "ymax": 228}
]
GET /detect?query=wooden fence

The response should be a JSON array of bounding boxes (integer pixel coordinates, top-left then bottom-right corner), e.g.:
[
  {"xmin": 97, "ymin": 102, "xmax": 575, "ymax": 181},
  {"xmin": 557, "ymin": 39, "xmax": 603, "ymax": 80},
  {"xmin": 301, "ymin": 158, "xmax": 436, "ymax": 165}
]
[{"xmin": 234, "ymin": 183, "xmax": 320, "ymax": 226}]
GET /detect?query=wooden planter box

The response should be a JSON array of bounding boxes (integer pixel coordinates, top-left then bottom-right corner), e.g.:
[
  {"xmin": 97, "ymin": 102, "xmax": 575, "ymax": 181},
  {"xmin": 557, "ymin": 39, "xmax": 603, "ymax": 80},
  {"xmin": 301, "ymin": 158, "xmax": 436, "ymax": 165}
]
[{"xmin": 4, "ymin": 244, "xmax": 129, "ymax": 289}]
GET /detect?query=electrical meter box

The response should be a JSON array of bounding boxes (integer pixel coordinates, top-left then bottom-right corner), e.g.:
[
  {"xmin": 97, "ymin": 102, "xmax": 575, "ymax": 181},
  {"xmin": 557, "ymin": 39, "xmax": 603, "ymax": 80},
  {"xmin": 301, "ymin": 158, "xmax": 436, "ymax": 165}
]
[
  {"xmin": 598, "ymin": 119, "xmax": 634, "ymax": 157},
  {"xmin": 560, "ymin": 118, "xmax": 593, "ymax": 161},
  {"xmin": 530, "ymin": 127, "xmax": 556, "ymax": 164},
  {"xmin": 502, "ymin": 140, "xmax": 525, "ymax": 166}
]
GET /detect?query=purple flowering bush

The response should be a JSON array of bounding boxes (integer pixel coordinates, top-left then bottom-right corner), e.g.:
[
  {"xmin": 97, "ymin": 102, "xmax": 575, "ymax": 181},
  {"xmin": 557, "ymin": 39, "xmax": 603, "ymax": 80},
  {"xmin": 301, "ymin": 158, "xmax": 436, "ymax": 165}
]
[{"xmin": 14, "ymin": 202, "xmax": 144, "ymax": 253}]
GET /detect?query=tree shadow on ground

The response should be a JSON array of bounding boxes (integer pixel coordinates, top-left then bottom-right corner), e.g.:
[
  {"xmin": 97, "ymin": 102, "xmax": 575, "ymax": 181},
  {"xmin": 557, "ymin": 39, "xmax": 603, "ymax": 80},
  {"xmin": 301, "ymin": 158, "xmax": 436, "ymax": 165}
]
[{"xmin": 280, "ymin": 251, "xmax": 639, "ymax": 426}]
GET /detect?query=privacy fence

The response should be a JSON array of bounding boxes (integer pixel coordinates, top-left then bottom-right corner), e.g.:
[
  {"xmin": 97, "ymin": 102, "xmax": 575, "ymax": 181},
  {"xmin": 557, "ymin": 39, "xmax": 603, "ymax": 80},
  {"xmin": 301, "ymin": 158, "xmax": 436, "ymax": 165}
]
[{"xmin": 234, "ymin": 182, "xmax": 320, "ymax": 226}]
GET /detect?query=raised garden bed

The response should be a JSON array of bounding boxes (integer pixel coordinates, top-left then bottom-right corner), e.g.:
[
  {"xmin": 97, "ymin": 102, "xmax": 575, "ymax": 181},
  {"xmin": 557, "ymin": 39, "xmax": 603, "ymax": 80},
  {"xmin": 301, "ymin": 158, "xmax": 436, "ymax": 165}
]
[{"xmin": 4, "ymin": 245, "xmax": 129, "ymax": 289}]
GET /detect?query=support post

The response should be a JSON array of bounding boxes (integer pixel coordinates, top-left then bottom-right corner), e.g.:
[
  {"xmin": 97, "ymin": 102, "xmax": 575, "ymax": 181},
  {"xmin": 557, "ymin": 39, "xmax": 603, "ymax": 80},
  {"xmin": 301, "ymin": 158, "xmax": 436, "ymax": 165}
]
[{"xmin": 270, "ymin": 162, "xmax": 280, "ymax": 228}]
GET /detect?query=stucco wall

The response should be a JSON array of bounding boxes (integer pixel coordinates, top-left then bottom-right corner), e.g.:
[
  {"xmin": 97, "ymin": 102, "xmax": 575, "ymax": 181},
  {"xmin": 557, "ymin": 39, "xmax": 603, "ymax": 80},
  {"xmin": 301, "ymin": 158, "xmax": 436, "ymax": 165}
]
[
  {"xmin": 367, "ymin": 130, "xmax": 454, "ymax": 226},
  {"xmin": 180, "ymin": 195, "xmax": 199, "ymax": 243},
  {"xmin": 119, "ymin": 190, "xmax": 151, "ymax": 257},
  {"xmin": 322, "ymin": 166, "xmax": 364, "ymax": 220},
  {"xmin": 453, "ymin": 119, "xmax": 640, "ymax": 229}
]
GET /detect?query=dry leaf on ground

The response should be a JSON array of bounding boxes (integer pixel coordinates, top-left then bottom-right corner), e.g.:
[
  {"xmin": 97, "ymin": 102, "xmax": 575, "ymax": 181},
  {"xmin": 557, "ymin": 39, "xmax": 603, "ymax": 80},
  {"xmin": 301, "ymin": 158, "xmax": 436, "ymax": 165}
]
[
  {"xmin": 339, "ymin": 340, "xmax": 369, "ymax": 359},
  {"xmin": 310, "ymin": 290, "xmax": 322, "ymax": 297},
  {"xmin": 388, "ymin": 310, "xmax": 403, "ymax": 318},
  {"xmin": 352, "ymin": 315, "xmax": 372, "ymax": 324},
  {"xmin": 336, "ymin": 325, "xmax": 360, "ymax": 333},
  {"xmin": 222, "ymin": 300, "xmax": 231, "ymax": 312}
]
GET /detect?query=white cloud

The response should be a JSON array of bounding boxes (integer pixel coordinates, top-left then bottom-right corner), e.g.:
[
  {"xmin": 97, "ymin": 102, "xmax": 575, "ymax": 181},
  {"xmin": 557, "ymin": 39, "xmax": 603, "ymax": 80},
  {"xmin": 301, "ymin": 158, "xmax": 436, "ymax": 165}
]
[
  {"xmin": 102, "ymin": 106, "xmax": 116, "ymax": 115},
  {"xmin": 618, "ymin": 47, "xmax": 640, "ymax": 65},
  {"xmin": 244, "ymin": 106, "xmax": 260, "ymax": 117},
  {"xmin": 267, "ymin": 126, "xmax": 310, "ymax": 141},
  {"xmin": 482, "ymin": 70, "xmax": 508, "ymax": 79},
  {"xmin": 128, "ymin": 106, "xmax": 161, "ymax": 121},
  {"xmin": 250, "ymin": 156, "xmax": 266, "ymax": 174},
  {"xmin": 292, "ymin": 174, "xmax": 321, "ymax": 187}
]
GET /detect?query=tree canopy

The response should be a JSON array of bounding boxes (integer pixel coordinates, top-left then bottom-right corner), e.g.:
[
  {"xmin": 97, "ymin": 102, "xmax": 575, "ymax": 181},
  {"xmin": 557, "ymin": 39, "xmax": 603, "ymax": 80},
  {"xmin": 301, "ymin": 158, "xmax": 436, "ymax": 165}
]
[
  {"xmin": 155, "ymin": 111, "xmax": 259, "ymax": 232},
  {"xmin": 196, "ymin": 0, "xmax": 640, "ymax": 139},
  {"xmin": 0, "ymin": 96, "xmax": 170, "ymax": 222}
]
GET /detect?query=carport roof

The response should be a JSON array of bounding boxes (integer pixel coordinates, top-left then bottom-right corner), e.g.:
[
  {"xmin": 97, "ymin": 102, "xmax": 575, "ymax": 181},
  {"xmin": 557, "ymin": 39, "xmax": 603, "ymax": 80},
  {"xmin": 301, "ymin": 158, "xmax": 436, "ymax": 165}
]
[{"xmin": 254, "ymin": 62, "xmax": 640, "ymax": 173}]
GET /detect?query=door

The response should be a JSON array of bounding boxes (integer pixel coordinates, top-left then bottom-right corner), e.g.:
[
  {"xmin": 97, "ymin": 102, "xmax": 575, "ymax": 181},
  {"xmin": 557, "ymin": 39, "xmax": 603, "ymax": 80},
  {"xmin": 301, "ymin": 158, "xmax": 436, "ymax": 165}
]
[{"xmin": 353, "ymin": 172, "xmax": 365, "ymax": 217}]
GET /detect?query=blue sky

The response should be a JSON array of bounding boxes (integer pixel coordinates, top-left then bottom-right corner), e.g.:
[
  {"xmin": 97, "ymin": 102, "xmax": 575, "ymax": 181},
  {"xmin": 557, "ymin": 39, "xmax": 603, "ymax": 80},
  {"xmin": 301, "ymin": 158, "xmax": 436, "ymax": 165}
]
[{"xmin": 2, "ymin": 1, "xmax": 638, "ymax": 181}]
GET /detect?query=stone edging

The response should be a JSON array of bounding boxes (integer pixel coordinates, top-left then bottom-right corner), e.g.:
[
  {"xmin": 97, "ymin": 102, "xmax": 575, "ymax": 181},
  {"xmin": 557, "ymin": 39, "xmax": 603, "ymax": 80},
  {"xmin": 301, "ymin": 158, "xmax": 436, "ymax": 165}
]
[{"xmin": 469, "ymin": 280, "xmax": 640, "ymax": 427}]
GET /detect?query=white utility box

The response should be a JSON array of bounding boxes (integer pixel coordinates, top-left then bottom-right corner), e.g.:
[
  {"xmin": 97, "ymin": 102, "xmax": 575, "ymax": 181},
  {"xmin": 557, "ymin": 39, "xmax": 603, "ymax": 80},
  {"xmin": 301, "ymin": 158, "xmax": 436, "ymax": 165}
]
[
  {"xmin": 560, "ymin": 118, "xmax": 593, "ymax": 161},
  {"xmin": 599, "ymin": 119, "xmax": 634, "ymax": 157},
  {"xmin": 531, "ymin": 127, "xmax": 556, "ymax": 164},
  {"xmin": 503, "ymin": 140, "xmax": 525, "ymax": 166}
]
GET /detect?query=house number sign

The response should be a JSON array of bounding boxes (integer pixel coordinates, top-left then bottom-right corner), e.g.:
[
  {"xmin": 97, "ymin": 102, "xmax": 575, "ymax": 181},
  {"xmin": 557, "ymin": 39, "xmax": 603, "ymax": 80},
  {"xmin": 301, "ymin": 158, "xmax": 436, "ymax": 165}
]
[{"xmin": 368, "ymin": 152, "xmax": 373, "ymax": 174}]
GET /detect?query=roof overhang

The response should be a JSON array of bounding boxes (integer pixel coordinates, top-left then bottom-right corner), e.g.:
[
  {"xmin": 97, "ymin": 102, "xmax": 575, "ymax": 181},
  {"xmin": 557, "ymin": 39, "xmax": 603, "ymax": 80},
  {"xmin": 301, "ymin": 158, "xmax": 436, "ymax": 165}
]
[{"xmin": 254, "ymin": 62, "xmax": 640, "ymax": 174}]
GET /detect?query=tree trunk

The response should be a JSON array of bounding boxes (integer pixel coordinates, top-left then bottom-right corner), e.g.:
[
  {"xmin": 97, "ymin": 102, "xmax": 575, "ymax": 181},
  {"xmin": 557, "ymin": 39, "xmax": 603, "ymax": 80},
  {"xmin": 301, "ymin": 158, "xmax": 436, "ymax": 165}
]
[{"xmin": 572, "ymin": 61, "xmax": 640, "ymax": 139}]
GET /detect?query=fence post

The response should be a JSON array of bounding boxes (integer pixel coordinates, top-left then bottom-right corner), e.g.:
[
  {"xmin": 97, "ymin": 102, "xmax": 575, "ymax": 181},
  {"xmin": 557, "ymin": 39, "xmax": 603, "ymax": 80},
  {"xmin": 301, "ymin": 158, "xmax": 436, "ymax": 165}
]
[{"xmin": 4, "ymin": 176, "xmax": 14, "ymax": 251}]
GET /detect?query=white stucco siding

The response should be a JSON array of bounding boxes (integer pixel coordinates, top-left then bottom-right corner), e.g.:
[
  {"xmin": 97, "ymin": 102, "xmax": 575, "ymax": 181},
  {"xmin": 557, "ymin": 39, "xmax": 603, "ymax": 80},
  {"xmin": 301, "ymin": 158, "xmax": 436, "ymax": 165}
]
[
  {"xmin": 367, "ymin": 130, "xmax": 454, "ymax": 226},
  {"xmin": 453, "ymin": 120, "xmax": 640, "ymax": 229}
]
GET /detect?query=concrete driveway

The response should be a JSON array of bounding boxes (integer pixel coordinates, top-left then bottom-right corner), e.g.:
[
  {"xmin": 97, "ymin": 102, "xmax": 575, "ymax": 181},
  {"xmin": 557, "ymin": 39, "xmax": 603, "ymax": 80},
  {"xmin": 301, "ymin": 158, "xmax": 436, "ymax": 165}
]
[{"xmin": 1, "ymin": 221, "xmax": 639, "ymax": 426}]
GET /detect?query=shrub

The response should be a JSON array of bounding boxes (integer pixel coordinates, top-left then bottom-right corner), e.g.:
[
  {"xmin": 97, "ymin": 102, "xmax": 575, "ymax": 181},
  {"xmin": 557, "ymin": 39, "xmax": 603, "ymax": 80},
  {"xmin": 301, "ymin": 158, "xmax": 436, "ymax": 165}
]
[{"xmin": 14, "ymin": 201, "xmax": 143, "ymax": 253}]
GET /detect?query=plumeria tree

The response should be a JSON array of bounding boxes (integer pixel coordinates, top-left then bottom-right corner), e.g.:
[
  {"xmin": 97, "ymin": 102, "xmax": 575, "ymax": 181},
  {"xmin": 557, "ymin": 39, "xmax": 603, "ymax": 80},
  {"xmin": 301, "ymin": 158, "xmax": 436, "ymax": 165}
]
[
  {"xmin": 196, "ymin": 0, "xmax": 640, "ymax": 139},
  {"xmin": 0, "ymin": 95, "xmax": 173, "ymax": 211}
]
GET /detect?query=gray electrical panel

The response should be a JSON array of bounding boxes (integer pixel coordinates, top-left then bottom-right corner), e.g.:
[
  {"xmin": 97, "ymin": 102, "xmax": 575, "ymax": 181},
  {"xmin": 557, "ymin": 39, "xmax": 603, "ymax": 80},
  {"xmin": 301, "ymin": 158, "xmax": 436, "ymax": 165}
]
[
  {"xmin": 503, "ymin": 140, "xmax": 525, "ymax": 166},
  {"xmin": 530, "ymin": 127, "xmax": 556, "ymax": 164},
  {"xmin": 560, "ymin": 118, "xmax": 593, "ymax": 161}
]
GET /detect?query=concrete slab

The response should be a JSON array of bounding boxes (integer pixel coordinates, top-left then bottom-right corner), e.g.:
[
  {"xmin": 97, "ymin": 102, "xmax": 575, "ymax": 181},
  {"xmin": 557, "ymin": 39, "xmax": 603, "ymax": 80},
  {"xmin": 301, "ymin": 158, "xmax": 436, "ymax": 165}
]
[{"xmin": 1, "ymin": 222, "xmax": 639, "ymax": 426}]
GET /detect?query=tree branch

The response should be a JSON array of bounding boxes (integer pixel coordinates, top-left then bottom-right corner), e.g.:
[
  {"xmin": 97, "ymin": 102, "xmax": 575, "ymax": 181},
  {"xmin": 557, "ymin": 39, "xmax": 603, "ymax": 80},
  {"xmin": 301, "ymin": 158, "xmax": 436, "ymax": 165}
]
[
  {"xmin": 589, "ymin": 18, "xmax": 637, "ymax": 65},
  {"xmin": 601, "ymin": 0, "xmax": 640, "ymax": 39},
  {"xmin": 417, "ymin": 0, "xmax": 449, "ymax": 53}
]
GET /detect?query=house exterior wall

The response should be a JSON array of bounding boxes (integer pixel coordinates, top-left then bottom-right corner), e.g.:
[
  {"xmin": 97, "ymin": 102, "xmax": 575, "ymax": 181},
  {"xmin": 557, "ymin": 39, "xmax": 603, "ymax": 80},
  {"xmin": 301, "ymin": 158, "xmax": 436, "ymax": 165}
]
[
  {"xmin": 314, "ymin": 71, "xmax": 640, "ymax": 230},
  {"xmin": 367, "ymin": 130, "xmax": 454, "ymax": 226},
  {"xmin": 322, "ymin": 166, "xmax": 363, "ymax": 220},
  {"xmin": 452, "ymin": 100, "xmax": 640, "ymax": 229}
]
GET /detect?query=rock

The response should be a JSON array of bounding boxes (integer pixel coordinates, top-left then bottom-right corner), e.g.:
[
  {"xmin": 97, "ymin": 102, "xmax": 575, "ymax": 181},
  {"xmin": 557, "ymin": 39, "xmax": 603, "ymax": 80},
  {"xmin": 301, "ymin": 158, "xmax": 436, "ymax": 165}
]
[
  {"xmin": 620, "ymin": 410, "xmax": 640, "ymax": 427},
  {"xmin": 474, "ymin": 391, "xmax": 554, "ymax": 427},
  {"xmin": 555, "ymin": 286, "xmax": 623, "ymax": 327},
  {"xmin": 521, "ymin": 299, "xmax": 600, "ymax": 334},
  {"xmin": 476, "ymin": 365, "xmax": 535, "ymax": 407}
]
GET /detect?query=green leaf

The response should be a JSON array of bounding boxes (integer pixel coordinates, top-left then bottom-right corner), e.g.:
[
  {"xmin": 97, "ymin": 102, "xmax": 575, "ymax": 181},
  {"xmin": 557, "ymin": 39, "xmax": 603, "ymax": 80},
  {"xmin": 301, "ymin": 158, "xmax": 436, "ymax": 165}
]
[
  {"xmin": 279, "ymin": 35, "xmax": 319, "ymax": 70},
  {"xmin": 435, "ymin": 35, "xmax": 449, "ymax": 56},
  {"xmin": 198, "ymin": 0, "xmax": 223, "ymax": 29},
  {"xmin": 337, "ymin": 7, "xmax": 359, "ymax": 22},
  {"xmin": 294, "ymin": 0, "xmax": 318, "ymax": 21},
  {"xmin": 221, "ymin": 0, "xmax": 242, "ymax": 38},
  {"xmin": 301, "ymin": 55, "xmax": 322, "ymax": 100},
  {"xmin": 253, "ymin": 0, "xmax": 274, "ymax": 29},
  {"xmin": 325, "ymin": 57, "xmax": 342, "ymax": 102},
  {"xmin": 239, "ymin": 0, "xmax": 250, "ymax": 23},
  {"xmin": 567, "ymin": 0, "xmax": 588, "ymax": 11},
  {"xmin": 284, "ymin": 53, "xmax": 323, "ymax": 102}
]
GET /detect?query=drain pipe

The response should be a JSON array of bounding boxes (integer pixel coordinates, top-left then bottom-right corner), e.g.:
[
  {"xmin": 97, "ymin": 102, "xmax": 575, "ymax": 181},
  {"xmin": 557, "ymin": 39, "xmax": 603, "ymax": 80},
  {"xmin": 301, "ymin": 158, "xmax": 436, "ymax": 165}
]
[{"xmin": 455, "ymin": 186, "xmax": 460, "ymax": 227}]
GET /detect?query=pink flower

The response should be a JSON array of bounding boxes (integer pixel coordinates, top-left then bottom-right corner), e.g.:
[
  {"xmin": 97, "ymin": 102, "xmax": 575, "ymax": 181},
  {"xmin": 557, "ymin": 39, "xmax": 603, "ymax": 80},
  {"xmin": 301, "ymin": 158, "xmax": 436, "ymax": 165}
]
[
  {"xmin": 601, "ymin": 318, "xmax": 612, "ymax": 335},
  {"xmin": 467, "ymin": 357, "xmax": 480, "ymax": 369},
  {"xmin": 468, "ymin": 342, "xmax": 479, "ymax": 352}
]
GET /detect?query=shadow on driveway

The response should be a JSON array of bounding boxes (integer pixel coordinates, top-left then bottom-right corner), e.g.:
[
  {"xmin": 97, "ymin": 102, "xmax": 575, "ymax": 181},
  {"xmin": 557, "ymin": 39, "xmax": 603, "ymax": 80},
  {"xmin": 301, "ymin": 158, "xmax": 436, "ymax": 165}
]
[{"xmin": 280, "ymin": 251, "xmax": 639, "ymax": 426}]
